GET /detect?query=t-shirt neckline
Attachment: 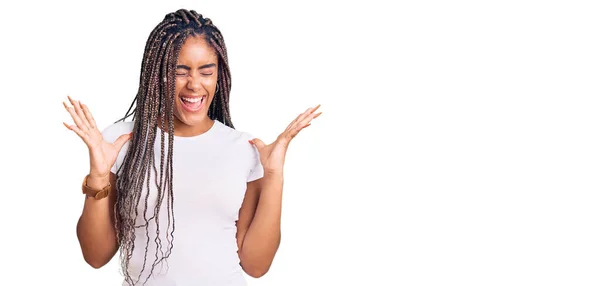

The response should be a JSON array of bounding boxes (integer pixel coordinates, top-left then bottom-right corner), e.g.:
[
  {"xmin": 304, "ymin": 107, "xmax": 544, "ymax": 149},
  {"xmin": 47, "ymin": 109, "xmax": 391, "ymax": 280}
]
[{"xmin": 157, "ymin": 120, "xmax": 222, "ymax": 141}]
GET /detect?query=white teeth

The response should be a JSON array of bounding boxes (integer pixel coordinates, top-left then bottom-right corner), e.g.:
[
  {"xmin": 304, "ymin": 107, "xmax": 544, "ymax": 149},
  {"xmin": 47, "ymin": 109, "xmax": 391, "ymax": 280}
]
[{"xmin": 182, "ymin": 97, "xmax": 203, "ymax": 103}]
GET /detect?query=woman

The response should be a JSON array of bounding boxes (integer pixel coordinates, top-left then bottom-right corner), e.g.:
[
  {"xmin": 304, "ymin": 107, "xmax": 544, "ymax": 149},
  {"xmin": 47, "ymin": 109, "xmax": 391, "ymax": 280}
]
[{"xmin": 62, "ymin": 9, "xmax": 321, "ymax": 286}]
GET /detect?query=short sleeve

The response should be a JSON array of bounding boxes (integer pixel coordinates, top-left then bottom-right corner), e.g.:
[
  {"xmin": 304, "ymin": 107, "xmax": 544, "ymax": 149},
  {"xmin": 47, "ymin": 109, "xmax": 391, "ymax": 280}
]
[
  {"xmin": 101, "ymin": 121, "xmax": 133, "ymax": 175},
  {"xmin": 246, "ymin": 134, "xmax": 264, "ymax": 182}
]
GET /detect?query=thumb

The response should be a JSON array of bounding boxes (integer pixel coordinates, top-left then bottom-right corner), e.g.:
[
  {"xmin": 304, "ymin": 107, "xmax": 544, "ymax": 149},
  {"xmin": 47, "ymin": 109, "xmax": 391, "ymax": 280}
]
[
  {"xmin": 249, "ymin": 138, "xmax": 266, "ymax": 149},
  {"xmin": 113, "ymin": 132, "xmax": 133, "ymax": 150}
]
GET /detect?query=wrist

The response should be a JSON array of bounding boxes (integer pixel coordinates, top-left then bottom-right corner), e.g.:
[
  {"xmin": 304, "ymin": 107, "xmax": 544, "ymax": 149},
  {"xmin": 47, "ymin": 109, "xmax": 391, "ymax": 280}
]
[
  {"xmin": 263, "ymin": 171, "xmax": 284, "ymax": 180},
  {"xmin": 89, "ymin": 167, "xmax": 110, "ymax": 179},
  {"xmin": 263, "ymin": 164, "xmax": 284, "ymax": 177},
  {"xmin": 85, "ymin": 173, "xmax": 110, "ymax": 190}
]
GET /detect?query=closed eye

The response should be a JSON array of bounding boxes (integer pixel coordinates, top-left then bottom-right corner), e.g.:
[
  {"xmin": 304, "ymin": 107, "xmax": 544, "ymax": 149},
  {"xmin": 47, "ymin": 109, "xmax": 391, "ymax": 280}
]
[
  {"xmin": 176, "ymin": 69, "xmax": 189, "ymax": 76},
  {"xmin": 175, "ymin": 72, "xmax": 212, "ymax": 77},
  {"xmin": 175, "ymin": 64, "xmax": 216, "ymax": 77}
]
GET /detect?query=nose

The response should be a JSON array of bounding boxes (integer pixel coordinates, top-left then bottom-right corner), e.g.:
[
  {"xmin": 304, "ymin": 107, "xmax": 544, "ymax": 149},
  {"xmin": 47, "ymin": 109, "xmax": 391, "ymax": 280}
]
[{"xmin": 186, "ymin": 72, "xmax": 202, "ymax": 92}]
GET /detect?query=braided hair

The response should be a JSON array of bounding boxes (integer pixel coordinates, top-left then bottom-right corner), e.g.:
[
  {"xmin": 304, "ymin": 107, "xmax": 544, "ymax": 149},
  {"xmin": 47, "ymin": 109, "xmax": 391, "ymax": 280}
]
[{"xmin": 114, "ymin": 9, "xmax": 233, "ymax": 285}]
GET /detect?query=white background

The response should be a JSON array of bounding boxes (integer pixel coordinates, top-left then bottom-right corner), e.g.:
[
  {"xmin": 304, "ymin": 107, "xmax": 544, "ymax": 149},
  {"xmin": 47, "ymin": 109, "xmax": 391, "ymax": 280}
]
[{"xmin": 1, "ymin": 0, "xmax": 599, "ymax": 285}]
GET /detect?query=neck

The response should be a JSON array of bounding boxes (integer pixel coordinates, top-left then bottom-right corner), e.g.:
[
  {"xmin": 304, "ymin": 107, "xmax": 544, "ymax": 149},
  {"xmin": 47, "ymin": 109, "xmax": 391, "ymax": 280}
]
[{"xmin": 159, "ymin": 117, "xmax": 215, "ymax": 137}]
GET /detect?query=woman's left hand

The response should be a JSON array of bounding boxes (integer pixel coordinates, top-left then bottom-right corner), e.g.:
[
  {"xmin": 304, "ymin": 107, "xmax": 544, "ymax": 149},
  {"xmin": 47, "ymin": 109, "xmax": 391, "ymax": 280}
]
[{"xmin": 249, "ymin": 104, "xmax": 322, "ymax": 176}]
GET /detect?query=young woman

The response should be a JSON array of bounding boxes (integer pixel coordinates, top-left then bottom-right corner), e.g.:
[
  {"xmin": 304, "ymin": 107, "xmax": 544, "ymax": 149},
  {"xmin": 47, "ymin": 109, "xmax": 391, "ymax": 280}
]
[{"xmin": 63, "ymin": 9, "xmax": 321, "ymax": 286}]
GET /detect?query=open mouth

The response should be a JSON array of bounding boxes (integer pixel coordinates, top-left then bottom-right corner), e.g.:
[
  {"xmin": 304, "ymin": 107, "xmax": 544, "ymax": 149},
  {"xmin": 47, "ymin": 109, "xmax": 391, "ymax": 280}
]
[{"xmin": 180, "ymin": 95, "xmax": 206, "ymax": 112}]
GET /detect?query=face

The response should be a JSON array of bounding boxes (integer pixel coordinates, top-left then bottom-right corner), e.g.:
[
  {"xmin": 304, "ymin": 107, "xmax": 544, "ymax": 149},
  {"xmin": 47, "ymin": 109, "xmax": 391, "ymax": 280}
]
[{"xmin": 173, "ymin": 35, "xmax": 219, "ymax": 132}]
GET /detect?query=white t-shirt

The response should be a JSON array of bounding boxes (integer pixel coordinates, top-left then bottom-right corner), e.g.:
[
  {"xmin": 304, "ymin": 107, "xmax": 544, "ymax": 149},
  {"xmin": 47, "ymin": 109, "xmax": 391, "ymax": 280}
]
[{"xmin": 101, "ymin": 119, "xmax": 264, "ymax": 286}]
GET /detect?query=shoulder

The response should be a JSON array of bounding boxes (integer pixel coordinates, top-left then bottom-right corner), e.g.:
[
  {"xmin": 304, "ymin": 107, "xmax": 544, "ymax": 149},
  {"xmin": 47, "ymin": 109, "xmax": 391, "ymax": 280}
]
[
  {"xmin": 101, "ymin": 120, "xmax": 134, "ymax": 143},
  {"xmin": 212, "ymin": 121, "xmax": 260, "ymax": 164},
  {"xmin": 212, "ymin": 120, "xmax": 257, "ymax": 145}
]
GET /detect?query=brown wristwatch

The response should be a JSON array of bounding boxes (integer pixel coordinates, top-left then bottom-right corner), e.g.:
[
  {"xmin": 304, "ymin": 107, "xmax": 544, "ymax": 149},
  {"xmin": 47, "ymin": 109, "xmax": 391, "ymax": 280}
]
[{"xmin": 82, "ymin": 174, "xmax": 111, "ymax": 199}]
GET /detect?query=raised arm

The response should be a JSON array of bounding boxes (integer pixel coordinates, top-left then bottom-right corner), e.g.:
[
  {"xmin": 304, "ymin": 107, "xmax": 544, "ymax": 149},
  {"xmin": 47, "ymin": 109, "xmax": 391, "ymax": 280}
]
[
  {"xmin": 63, "ymin": 95, "xmax": 132, "ymax": 268},
  {"xmin": 236, "ymin": 104, "xmax": 321, "ymax": 277}
]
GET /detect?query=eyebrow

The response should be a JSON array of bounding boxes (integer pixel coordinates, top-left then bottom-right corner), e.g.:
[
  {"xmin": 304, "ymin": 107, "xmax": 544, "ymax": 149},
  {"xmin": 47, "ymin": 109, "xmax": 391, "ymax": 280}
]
[{"xmin": 176, "ymin": 64, "xmax": 216, "ymax": 70}]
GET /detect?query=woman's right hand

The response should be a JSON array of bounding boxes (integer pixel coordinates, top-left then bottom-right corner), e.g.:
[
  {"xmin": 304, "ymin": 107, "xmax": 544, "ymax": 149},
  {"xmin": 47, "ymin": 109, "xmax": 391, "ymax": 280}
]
[{"xmin": 63, "ymin": 96, "xmax": 132, "ymax": 179}]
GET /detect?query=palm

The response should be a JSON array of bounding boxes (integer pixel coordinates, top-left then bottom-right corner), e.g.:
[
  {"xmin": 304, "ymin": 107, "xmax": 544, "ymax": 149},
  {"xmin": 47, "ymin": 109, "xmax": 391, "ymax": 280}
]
[
  {"xmin": 89, "ymin": 141, "xmax": 121, "ymax": 176},
  {"xmin": 250, "ymin": 104, "xmax": 322, "ymax": 174},
  {"xmin": 256, "ymin": 143, "xmax": 287, "ymax": 174}
]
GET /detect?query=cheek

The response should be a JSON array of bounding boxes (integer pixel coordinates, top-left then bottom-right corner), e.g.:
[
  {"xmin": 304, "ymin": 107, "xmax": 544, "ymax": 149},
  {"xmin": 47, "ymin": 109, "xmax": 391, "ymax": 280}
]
[
  {"xmin": 175, "ymin": 79, "xmax": 186, "ymax": 96},
  {"xmin": 173, "ymin": 79, "xmax": 186, "ymax": 120},
  {"xmin": 209, "ymin": 77, "xmax": 218, "ymax": 93}
]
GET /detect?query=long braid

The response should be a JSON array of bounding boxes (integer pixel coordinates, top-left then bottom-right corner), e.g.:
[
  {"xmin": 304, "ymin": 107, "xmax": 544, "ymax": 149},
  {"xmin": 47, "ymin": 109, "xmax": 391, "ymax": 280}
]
[
  {"xmin": 113, "ymin": 9, "xmax": 233, "ymax": 285},
  {"xmin": 132, "ymin": 28, "xmax": 179, "ymax": 285}
]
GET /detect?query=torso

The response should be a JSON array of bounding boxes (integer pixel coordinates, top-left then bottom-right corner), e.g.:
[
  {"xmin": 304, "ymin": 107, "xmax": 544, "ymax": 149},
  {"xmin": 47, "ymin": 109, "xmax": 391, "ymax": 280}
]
[{"xmin": 102, "ymin": 120, "xmax": 263, "ymax": 285}]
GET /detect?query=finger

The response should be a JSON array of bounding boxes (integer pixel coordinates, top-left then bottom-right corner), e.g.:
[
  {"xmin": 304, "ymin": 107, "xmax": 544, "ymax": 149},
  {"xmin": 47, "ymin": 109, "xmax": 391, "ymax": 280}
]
[
  {"xmin": 296, "ymin": 111, "xmax": 321, "ymax": 130},
  {"xmin": 310, "ymin": 104, "xmax": 321, "ymax": 113},
  {"xmin": 303, "ymin": 104, "xmax": 320, "ymax": 118},
  {"xmin": 69, "ymin": 96, "xmax": 91, "ymax": 130},
  {"xmin": 288, "ymin": 119, "xmax": 312, "ymax": 138},
  {"xmin": 298, "ymin": 106, "xmax": 314, "ymax": 119},
  {"xmin": 293, "ymin": 108, "xmax": 311, "ymax": 123},
  {"xmin": 249, "ymin": 138, "xmax": 266, "ymax": 149},
  {"xmin": 297, "ymin": 122, "xmax": 311, "ymax": 133},
  {"xmin": 81, "ymin": 103, "xmax": 98, "ymax": 129},
  {"xmin": 63, "ymin": 122, "xmax": 90, "ymax": 143},
  {"xmin": 63, "ymin": 101, "xmax": 88, "ymax": 132},
  {"xmin": 113, "ymin": 132, "xmax": 133, "ymax": 151},
  {"xmin": 284, "ymin": 112, "xmax": 304, "ymax": 131},
  {"xmin": 285, "ymin": 116, "xmax": 299, "ymax": 130},
  {"xmin": 285, "ymin": 107, "xmax": 314, "ymax": 131},
  {"xmin": 282, "ymin": 105, "xmax": 321, "ymax": 140},
  {"xmin": 290, "ymin": 105, "xmax": 321, "ymax": 129},
  {"xmin": 295, "ymin": 123, "xmax": 312, "ymax": 133},
  {"xmin": 64, "ymin": 98, "xmax": 88, "ymax": 131}
]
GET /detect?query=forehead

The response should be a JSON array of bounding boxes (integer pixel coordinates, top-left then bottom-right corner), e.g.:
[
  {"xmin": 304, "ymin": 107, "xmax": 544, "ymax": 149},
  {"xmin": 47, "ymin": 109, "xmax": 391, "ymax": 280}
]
[{"xmin": 177, "ymin": 35, "xmax": 218, "ymax": 64}]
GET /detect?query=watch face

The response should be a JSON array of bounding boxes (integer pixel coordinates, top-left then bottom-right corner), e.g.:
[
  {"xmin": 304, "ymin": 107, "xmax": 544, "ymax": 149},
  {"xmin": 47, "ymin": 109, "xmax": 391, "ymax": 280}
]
[
  {"xmin": 94, "ymin": 190, "xmax": 109, "ymax": 200},
  {"xmin": 82, "ymin": 176, "xmax": 111, "ymax": 200}
]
